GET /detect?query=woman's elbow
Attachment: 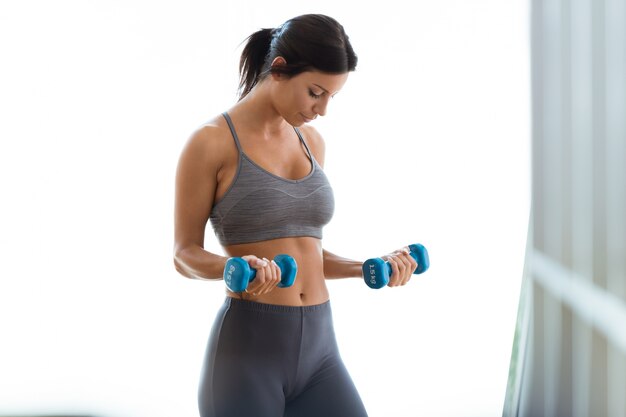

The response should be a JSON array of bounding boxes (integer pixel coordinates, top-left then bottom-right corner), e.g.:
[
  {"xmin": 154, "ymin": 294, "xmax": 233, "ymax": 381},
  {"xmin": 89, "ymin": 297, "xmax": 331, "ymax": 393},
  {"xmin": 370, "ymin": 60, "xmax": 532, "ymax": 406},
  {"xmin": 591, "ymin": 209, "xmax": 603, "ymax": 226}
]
[{"xmin": 173, "ymin": 247, "xmax": 193, "ymax": 279}]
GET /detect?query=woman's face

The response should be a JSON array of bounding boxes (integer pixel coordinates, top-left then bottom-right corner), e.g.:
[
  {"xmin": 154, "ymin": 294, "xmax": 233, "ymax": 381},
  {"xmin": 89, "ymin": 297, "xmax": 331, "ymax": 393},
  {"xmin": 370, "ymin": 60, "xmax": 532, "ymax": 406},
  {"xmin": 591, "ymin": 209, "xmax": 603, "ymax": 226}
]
[{"xmin": 273, "ymin": 70, "xmax": 349, "ymax": 127}]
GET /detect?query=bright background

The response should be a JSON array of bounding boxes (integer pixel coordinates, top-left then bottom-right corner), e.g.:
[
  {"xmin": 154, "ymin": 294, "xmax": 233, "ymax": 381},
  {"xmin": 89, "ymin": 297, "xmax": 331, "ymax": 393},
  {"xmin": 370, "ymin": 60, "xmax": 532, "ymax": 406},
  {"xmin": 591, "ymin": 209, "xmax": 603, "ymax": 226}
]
[{"xmin": 0, "ymin": 1, "xmax": 530, "ymax": 416}]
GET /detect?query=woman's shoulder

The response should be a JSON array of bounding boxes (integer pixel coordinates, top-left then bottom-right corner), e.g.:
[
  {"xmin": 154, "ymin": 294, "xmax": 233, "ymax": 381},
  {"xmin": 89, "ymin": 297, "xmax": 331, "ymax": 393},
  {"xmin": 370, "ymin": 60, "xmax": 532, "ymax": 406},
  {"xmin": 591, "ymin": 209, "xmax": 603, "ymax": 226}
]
[
  {"xmin": 187, "ymin": 114, "xmax": 237, "ymax": 149},
  {"xmin": 189, "ymin": 114, "xmax": 231, "ymax": 143},
  {"xmin": 298, "ymin": 124, "xmax": 324, "ymax": 144},
  {"xmin": 298, "ymin": 124, "xmax": 326, "ymax": 164},
  {"xmin": 179, "ymin": 114, "xmax": 237, "ymax": 166}
]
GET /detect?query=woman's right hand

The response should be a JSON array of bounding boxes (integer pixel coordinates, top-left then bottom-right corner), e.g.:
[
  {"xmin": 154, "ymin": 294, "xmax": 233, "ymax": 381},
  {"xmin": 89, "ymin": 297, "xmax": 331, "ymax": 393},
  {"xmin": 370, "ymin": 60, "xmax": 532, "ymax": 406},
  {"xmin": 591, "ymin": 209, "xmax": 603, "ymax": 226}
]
[
  {"xmin": 240, "ymin": 255, "xmax": 282, "ymax": 296},
  {"xmin": 381, "ymin": 247, "xmax": 418, "ymax": 287}
]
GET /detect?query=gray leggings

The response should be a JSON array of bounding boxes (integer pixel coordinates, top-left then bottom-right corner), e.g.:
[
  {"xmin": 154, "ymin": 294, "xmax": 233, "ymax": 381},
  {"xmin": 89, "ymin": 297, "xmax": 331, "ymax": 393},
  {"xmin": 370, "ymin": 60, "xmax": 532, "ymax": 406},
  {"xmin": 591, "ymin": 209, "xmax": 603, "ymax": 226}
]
[{"xmin": 198, "ymin": 297, "xmax": 369, "ymax": 417}]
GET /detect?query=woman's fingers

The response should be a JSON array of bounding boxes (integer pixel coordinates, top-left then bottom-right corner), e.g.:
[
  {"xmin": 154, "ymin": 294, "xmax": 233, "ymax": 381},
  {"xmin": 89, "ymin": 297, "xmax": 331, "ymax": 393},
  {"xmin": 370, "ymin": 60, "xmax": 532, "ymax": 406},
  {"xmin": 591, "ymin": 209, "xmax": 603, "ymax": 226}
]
[
  {"xmin": 386, "ymin": 247, "xmax": 417, "ymax": 287},
  {"xmin": 245, "ymin": 257, "xmax": 281, "ymax": 296}
]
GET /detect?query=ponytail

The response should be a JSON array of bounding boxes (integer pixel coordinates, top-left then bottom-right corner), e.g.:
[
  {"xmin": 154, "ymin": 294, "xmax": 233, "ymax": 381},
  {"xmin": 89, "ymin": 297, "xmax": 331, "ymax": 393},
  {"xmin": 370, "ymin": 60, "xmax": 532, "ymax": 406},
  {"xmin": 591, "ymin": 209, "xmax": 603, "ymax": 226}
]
[
  {"xmin": 236, "ymin": 15, "xmax": 358, "ymax": 100},
  {"xmin": 238, "ymin": 28, "xmax": 274, "ymax": 100}
]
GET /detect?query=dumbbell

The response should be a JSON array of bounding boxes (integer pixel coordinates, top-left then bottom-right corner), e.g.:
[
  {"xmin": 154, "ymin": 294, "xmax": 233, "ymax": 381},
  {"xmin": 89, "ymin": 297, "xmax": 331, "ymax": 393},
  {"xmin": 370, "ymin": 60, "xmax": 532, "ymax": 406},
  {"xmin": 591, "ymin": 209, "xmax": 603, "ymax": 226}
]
[
  {"xmin": 223, "ymin": 254, "xmax": 298, "ymax": 293},
  {"xmin": 362, "ymin": 243, "xmax": 430, "ymax": 289}
]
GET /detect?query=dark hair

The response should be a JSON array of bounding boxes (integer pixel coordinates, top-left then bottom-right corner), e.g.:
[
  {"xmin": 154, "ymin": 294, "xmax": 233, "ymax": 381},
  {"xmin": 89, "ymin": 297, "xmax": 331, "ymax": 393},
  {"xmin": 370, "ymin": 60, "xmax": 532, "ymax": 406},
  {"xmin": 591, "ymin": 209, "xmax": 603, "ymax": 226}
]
[{"xmin": 237, "ymin": 14, "xmax": 358, "ymax": 99}]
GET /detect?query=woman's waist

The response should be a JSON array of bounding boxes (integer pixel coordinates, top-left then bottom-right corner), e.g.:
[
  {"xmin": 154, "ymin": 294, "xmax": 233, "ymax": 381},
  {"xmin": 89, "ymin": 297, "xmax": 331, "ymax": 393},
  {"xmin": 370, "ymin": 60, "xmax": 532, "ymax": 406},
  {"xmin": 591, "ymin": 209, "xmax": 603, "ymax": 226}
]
[
  {"xmin": 223, "ymin": 236, "xmax": 322, "ymax": 265},
  {"xmin": 224, "ymin": 295, "xmax": 331, "ymax": 314},
  {"xmin": 223, "ymin": 236, "xmax": 328, "ymax": 306},
  {"xmin": 227, "ymin": 271, "xmax": 329, "ymax": 306}
]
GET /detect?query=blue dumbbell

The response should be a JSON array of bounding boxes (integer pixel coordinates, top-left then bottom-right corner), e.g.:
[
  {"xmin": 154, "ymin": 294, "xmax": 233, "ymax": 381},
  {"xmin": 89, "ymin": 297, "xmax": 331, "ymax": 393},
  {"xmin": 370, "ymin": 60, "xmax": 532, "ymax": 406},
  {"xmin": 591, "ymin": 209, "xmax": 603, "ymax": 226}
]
[
  {"xmin": 362, "ymin": 243, "xmax": 430, "ymax": 289},
  {"xmin": 223, "ymin": 254, "xmax": 298, "ymax": 293}
]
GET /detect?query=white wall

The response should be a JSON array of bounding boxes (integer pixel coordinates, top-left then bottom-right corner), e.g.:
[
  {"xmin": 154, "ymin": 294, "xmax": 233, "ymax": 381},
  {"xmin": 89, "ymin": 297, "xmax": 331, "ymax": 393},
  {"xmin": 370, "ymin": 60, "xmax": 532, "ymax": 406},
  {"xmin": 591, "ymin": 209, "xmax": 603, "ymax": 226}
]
[{"xmin": 0, "ymin": 1, "xmax": 530, "ymax": 416}]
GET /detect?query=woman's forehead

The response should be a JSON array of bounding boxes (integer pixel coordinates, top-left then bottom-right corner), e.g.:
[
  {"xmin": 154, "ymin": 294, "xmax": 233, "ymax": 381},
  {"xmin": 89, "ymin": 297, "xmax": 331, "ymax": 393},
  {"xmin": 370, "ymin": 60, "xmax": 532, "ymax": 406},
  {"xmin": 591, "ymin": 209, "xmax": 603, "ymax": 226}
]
[{"xmin": 298, "ymin": 71, "xmax": 349, "ymax": 93}]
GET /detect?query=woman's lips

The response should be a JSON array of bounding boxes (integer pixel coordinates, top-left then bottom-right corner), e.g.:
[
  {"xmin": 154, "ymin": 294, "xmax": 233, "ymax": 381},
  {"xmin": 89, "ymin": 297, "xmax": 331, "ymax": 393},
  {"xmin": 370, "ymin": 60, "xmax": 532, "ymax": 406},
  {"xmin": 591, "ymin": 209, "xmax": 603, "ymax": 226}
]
[{"xmin": 301, "ymin": 113, "xmax": 317, "ymax": 122}]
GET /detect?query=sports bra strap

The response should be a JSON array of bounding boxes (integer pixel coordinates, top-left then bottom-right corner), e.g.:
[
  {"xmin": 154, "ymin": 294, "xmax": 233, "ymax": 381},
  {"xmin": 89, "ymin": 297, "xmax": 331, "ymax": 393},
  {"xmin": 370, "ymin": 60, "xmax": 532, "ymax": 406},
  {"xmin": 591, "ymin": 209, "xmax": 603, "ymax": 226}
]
[
  {"xmin": 222, "ymin": 112, "xmax": 243, "ymax": 153},
  {"xmin": 294, "ymin": 127, "xmax": 314, "ymax": 162}
]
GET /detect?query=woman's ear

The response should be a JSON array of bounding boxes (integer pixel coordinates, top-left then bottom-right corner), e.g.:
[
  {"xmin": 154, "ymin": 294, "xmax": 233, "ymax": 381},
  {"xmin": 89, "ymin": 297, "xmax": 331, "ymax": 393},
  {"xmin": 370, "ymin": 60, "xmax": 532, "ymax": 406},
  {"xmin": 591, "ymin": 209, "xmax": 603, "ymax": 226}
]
[{"xmin": 270, "ymin": 56, "xmax": 287, "ymax": 80}]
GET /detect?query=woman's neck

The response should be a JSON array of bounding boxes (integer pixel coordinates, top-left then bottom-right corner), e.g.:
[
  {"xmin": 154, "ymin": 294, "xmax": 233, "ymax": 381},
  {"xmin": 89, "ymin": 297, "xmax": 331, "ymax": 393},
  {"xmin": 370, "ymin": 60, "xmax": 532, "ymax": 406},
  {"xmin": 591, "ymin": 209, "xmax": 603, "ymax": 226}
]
[{"xmin": 229, "ymin": 82, "xmax": 289, "ymax": 136}]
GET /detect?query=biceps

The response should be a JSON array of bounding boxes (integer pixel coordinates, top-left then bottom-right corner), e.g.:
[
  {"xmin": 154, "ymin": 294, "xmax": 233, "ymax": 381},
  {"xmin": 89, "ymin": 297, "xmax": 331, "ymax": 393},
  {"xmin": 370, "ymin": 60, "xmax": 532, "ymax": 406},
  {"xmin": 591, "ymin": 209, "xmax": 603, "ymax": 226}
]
[{"xmin": 174, "ymin": 151, "xmax": 217, "ymax": 250}]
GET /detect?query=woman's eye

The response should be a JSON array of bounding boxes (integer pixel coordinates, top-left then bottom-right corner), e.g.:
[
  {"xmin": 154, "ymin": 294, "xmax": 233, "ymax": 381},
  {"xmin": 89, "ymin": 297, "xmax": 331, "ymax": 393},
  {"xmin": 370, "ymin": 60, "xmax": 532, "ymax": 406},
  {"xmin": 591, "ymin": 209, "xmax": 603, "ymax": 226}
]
[{"xmin": 308, "ymin": 90, "xmax": 322, "ymax": 99}]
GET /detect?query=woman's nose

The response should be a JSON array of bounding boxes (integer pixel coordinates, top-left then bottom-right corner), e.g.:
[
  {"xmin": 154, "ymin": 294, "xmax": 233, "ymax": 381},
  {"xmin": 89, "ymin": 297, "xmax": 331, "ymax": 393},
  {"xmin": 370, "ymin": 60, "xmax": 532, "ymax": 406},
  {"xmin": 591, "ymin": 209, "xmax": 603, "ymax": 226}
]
[{"xmin": 313, "ymin": 98, "xmax": 329, "ymax": 117}]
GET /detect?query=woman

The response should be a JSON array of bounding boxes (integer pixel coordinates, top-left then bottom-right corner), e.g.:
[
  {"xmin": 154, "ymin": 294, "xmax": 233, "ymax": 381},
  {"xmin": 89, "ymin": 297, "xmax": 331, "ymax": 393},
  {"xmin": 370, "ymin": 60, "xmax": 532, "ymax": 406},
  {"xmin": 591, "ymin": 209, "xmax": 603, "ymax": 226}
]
[{"xmin": 173, "ymin": 14, "xmax": 417, "ymax": 417}]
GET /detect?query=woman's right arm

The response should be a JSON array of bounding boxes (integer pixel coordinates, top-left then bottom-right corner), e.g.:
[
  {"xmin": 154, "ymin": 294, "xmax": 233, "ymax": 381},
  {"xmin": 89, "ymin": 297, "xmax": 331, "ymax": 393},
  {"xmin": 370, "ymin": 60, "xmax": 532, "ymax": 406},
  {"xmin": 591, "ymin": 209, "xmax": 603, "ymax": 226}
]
[
  {"xmin": 173, "ymin": 125, "xmax": 228, "ymax": 280},
  {"xmin": 173, "ymin": 124, "xmax": 282, "ymax": 294}
]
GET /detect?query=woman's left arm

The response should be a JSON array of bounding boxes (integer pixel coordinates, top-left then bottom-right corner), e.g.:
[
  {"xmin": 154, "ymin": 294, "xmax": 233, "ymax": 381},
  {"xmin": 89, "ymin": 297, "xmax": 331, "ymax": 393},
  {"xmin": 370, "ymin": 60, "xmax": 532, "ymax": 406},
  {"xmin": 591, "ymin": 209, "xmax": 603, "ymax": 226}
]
[
  {"xmin": 323, "ymin": 247, "xmax": 417, "ymax": 286},
  {"xmin": 300, "ymin": 127, "xmax": 362, "ymax": 278},
  {"xmin": 301, "ymin": 127, "xmax": 364, "ymax": 279},
  {"xmin": 322, "ymin": 249, "xmax": 363, "ymax": 279},
  {"xmin": 301, "ymin": 126, "xmax": 416, "ymax": 285}
]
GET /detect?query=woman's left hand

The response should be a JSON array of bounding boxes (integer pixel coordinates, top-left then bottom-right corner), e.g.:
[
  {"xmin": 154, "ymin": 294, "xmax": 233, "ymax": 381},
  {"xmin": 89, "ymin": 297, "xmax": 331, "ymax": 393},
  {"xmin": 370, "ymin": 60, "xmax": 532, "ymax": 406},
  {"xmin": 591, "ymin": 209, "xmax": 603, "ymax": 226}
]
[{"xmin": 382, "ymin": 247, "xmax": 418, "ymax": 287}]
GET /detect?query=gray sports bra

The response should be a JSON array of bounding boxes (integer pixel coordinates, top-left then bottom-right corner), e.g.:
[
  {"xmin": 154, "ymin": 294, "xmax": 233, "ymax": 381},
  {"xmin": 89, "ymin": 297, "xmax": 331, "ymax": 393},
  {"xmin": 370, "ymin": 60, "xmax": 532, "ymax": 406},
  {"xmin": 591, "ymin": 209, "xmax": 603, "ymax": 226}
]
[{"xmin": 209, "ymin": 113, "xmax": 335, "ymax": 246}]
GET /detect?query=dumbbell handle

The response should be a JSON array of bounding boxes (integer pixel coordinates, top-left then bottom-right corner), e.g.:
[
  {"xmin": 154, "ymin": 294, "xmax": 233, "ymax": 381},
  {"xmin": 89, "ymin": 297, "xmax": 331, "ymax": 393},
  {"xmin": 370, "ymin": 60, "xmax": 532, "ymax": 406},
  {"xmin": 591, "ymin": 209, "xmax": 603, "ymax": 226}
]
[
  {"xmin": 223, "ymin": 254, "xmax": 297, "ymax": 293},
  {"xmin": 363, "ymin": 243, "xmax": 430, "ymax": 289}
]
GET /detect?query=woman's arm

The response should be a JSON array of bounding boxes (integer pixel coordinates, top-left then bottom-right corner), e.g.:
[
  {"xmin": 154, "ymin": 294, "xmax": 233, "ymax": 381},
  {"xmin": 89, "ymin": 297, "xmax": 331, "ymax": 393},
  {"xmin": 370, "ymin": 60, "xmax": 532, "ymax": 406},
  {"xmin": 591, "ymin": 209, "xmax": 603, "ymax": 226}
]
[
  {"xmin": 323, "ymin": 247, "xmax": 418, "ymax": 286},
  {"xmin": 322, "ymin": 249, "xmax": 363, "ymax": 279},
  {"xmin": 173, "ymin": 124, "xmax": 228, "ymax": 281},
  {"xmin": 173, "ymin": 123, "xmax": 281, "ymax": 293},
  {"xmin": 302, "ymin": 125, "xmax": 416, "ymax": 285},
  {"xmin": 300, "ymin": 127, "xmax": 361, "ymax": 279},
  {"xmin": 304, "ymin": 128, "xmax": 364, "ymax": 279}
]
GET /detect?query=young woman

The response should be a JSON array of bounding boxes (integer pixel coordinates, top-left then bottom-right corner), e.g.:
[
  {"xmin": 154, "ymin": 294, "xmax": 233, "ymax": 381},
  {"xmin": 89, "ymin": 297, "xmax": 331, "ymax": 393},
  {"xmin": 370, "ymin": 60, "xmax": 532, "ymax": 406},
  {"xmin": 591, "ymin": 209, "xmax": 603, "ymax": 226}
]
[{"xmin": 173, "ymin": 14, "xmax": 417, "ymax": 417}]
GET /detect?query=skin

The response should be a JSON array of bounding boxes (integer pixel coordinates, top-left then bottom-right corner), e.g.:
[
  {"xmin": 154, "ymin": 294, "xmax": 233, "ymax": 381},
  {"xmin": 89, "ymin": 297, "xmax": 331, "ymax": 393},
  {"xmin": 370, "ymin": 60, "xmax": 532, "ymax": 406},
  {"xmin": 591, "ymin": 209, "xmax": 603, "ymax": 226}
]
[{"xmin": 173, "ymin": 57, "xmax": 418, "ymax": 306}]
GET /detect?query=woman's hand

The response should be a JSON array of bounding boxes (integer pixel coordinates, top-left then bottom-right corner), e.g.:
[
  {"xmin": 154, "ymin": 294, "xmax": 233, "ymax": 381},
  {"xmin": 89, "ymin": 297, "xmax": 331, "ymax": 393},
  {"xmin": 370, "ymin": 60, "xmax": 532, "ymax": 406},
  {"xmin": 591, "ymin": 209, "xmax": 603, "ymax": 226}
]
[
  {"xmin": 382, "ymin": 247, "xmax": 418, "ymax": 287},
  {"xmin": 241, "ymin": 255, "xmax": 282, "ymax": 296}
]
